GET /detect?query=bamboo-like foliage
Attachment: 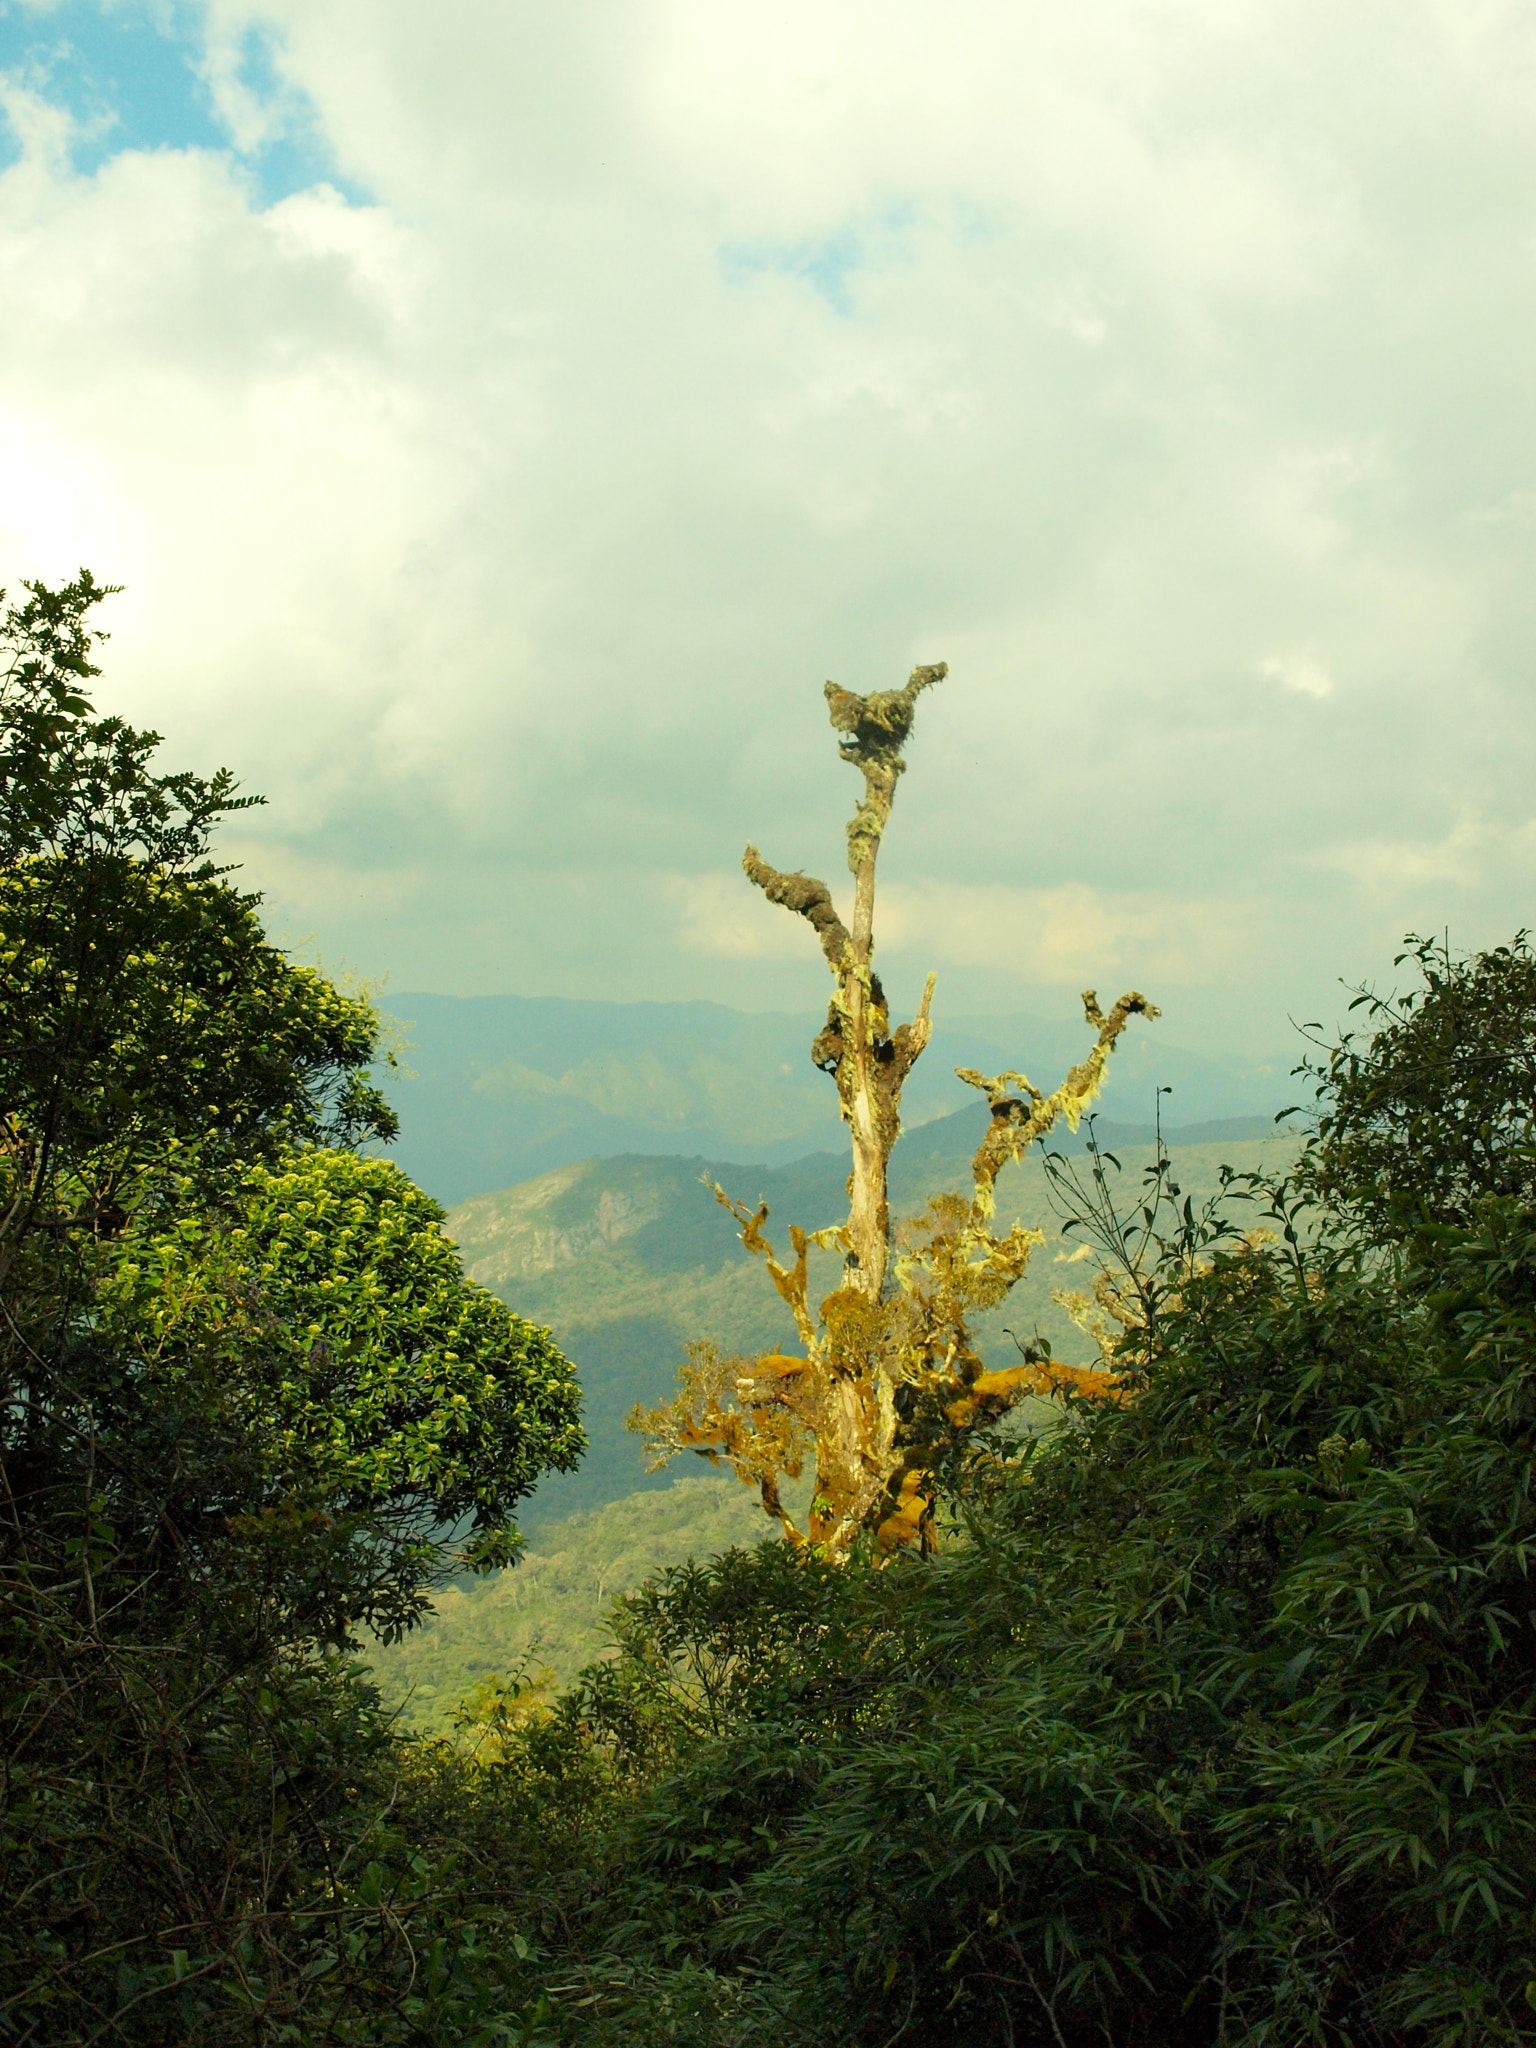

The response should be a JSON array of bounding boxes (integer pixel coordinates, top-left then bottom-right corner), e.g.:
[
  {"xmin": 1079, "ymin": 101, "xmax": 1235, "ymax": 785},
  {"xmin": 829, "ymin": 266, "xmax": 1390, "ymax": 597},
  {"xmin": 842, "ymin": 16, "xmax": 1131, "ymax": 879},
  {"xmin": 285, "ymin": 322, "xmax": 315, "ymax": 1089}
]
[{"xmin": 633, "ymin": 667, "xmax": 1155, "ymax": 1558}]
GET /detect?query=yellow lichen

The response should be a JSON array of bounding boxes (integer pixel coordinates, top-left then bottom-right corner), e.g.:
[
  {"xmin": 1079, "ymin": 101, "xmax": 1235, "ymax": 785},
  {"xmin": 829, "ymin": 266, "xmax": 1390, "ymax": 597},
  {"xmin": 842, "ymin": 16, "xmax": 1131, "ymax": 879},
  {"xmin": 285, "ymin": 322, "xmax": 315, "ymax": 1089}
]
[{"xmin": 629, "ymin": 667, "xmax": 1154, "ymax": 1559}]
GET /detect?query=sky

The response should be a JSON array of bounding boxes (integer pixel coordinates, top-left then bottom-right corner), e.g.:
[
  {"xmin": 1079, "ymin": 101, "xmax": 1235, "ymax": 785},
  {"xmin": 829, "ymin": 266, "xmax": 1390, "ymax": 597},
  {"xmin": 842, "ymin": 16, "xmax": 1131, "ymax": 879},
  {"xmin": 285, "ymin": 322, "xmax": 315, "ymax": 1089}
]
[{"xmin": 3, "ymin": 0, "xmax": 1536, "ymax": 1068}]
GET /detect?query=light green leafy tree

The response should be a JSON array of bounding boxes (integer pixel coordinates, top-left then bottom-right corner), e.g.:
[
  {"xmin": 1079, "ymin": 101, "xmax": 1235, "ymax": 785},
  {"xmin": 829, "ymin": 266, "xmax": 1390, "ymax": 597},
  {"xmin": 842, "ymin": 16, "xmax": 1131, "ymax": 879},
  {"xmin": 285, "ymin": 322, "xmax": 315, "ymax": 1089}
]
[
  {"xmin": 0, "ymin": 574, "xmax": 582, "ymax": 2037},
  {"xmin": 103, "ymin": 1147, "xmax": 584, "ymax": 1636}
]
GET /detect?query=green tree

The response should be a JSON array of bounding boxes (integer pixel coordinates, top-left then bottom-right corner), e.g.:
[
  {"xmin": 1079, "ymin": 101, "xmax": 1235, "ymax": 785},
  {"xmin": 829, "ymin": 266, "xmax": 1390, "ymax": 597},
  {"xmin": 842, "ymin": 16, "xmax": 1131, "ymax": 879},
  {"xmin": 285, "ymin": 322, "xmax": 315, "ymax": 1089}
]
[
  {"xmin": 103, "ymin": 1146, "xmax": 584, "ymax": 1637},
  {"xmin": 0, "ymin": 573, "xmax": 394, "ymax": 1277},
  {"xmin": 0, "ymin": 574, "xmax": 582, "ymax": 2042},
  {"xmin": 1299, "ymin": 929, "xmax": 1536, "ymax": 1234}
]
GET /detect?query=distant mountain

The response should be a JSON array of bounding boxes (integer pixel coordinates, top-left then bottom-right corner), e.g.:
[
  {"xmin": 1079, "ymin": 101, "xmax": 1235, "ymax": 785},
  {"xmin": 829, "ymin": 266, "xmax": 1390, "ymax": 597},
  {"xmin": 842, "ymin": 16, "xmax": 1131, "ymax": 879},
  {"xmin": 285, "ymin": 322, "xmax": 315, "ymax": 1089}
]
[
  {"xmin": 378, "ymin": 995, "xmax": 838, "ymax": 1203},
  {"xmin": 379, "ymin": 990, "xmax": 1293, "ymax": 1205},
  {"xmin": 447, "ymin": 1149, "xmax": 849, "ymax": 1529},
  {"xmin": 447, "ymin": 1119, "xmax": 1299, "ymax": 1532},
  {"xmin": 890, "ymin": 1105, "xmax": 1286, "ymax": 1165}
]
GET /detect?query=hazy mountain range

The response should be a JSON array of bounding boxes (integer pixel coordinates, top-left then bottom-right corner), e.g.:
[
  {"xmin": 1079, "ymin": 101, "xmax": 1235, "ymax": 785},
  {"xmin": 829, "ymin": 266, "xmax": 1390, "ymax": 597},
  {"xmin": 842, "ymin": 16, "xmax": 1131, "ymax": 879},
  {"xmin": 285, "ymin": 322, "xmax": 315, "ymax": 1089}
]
[{"xmin": 378, "ymin": 991, "xmax": 1294, "ymax": 1206}]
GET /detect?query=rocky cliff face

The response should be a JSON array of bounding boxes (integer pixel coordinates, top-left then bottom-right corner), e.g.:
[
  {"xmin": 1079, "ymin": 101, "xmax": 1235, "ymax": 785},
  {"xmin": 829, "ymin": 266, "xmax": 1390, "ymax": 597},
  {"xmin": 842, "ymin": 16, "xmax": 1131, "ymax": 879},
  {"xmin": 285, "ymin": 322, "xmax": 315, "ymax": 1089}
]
[{"xmin": 448, "ymin": 1159, "xmax": 672, "ymax": 1285}]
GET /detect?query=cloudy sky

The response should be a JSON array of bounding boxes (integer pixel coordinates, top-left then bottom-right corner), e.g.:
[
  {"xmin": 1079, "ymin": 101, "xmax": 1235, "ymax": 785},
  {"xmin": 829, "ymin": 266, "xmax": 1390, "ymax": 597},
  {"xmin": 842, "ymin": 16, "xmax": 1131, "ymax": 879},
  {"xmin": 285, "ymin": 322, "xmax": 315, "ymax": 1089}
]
[{"xmin": 3, "ymin": 0, "xmax": 1535, "ymax": 1064}]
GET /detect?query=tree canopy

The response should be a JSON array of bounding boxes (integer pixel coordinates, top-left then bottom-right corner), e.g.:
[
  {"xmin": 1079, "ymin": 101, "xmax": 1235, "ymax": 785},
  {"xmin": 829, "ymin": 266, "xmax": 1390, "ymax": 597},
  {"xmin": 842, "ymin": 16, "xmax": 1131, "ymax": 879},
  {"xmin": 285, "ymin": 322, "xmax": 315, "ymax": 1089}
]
[
  {"xmin": 1300, "ymin": 928, "xmax": 1536, "ymax": 1233},
  {"xmin": 0, "ymin": 574, "xmax": 582, "ymax": 2041},
  {"xmin": 102, "ymin": 1147, "xmax": 584, "ymax": 1632}
]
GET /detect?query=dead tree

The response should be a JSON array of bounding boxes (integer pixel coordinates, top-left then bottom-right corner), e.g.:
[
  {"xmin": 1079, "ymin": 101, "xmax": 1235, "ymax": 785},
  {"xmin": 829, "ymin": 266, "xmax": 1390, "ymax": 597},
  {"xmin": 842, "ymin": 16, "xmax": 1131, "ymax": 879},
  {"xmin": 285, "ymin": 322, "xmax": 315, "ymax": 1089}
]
[{"xmin": 632, "ymin": 666, "xmax": 1156, "ymax": 1559}]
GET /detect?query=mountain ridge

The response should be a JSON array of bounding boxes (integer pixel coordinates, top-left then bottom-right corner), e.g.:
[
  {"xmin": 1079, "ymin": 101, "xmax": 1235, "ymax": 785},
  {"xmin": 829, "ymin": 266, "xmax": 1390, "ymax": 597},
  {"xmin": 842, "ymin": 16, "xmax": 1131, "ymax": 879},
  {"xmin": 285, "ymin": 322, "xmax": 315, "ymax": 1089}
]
[{"xmin": 379, "ymin": 990, "xmax": 1291, "ymax": 1205}]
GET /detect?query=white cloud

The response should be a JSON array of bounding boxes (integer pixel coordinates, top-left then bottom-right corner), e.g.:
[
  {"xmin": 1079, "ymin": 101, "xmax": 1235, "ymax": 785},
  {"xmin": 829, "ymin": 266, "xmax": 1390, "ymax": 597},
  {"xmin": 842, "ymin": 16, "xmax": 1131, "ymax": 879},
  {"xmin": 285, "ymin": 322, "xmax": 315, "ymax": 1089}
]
[
  {"xmin": 876, "ymin": 881, "xmax": 1234, "ymax": 990},
  {"xmin": 669, "ymin": 870, "xmax": 818, "ymax": 960},
  {"xmin": 1313, "ymin": 816, "xmax": 1506, "ymax": 894},
  {"xmin": 1259, "ymin": 647, "xmax": 1334, "ymax": 698},
  {"xmin": 1049, "ymin": 296, "xmax": 1110, "ymax": 347},
  {"xmin": 2, "ymin": 0, "xmax": 1536, "ymax": 1054},
  {"xmin": 0, "ymin": 78, "xmax": 75, "ymax": 174},
  {"xmin": 672, "ymin": 866, "xmax": 1235, "ymax": 995}
]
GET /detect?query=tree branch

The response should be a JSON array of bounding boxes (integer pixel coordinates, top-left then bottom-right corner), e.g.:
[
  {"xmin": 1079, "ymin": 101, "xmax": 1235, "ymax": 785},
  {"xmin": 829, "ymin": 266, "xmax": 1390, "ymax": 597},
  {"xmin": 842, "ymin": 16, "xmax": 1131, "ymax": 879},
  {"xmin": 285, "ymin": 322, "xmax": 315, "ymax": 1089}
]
[
  {"xmin": 742, "ymin": 845, "xmax": 852, "ymax": 974},
  {"xmin": 890, "ymin": 971, "xmax": 937, "ymax": 1093},
  {"xmin": 959, "ymin": 988, "xmax": 1159, "ymax": 1218}
]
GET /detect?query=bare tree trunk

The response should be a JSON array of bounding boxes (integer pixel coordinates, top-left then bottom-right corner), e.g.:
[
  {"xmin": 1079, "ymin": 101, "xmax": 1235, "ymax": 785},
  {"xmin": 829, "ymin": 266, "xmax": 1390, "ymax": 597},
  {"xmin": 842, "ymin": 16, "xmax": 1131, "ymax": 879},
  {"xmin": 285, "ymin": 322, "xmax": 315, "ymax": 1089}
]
[
  {"xmin": 632, "ymin": 663, "xmax": 1155, "ymax": 1559},
  {"xmin": 744, "ymin": 665, "xmax": 945, "ymax": 1303}
]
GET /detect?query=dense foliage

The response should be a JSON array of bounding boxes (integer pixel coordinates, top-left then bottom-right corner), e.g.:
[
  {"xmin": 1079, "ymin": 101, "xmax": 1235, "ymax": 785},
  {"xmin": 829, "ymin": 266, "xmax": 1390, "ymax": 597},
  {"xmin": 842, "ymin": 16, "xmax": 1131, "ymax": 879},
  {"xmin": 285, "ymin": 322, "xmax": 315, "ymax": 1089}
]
[
  {"xmin": 0, "ymin": 576, "xmax": 581, "ymax": 2042},
  {"xmin": 431, "ymin": 936, "xmax": 1536, "ymax": 2047},
  {"xmin": 102, "ymin": 1148, "xmax": 586, "ymax": 1630},
  {"xmin": 1299, "ymin": 929, "xmax": 1536, "ymax": 1234}
]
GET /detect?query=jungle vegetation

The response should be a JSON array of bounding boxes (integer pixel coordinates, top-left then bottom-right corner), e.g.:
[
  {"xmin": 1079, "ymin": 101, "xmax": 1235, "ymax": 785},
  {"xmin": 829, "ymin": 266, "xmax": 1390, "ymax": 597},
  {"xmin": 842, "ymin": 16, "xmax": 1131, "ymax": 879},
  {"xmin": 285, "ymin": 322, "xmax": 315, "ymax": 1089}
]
[
  {"xmin": 0, "ymin": 574, "xmax": 582, "ymax": 2040},
  {"xmin": 4, "ymin": 580, "xmax": 1535, "ymax": 2045}
]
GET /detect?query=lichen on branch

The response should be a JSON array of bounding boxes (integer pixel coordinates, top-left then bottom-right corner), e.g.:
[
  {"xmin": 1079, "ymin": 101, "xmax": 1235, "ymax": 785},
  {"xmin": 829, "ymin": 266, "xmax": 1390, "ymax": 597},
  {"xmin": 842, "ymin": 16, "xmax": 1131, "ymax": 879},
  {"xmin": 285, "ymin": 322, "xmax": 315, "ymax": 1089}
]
[
  {"xmin": 630, "ymin": 664, "xmax": 1155, "ymax": 1559},
  {"xmin": 739, "ymin": 851, "xmax": 852, "ymax": 976}
]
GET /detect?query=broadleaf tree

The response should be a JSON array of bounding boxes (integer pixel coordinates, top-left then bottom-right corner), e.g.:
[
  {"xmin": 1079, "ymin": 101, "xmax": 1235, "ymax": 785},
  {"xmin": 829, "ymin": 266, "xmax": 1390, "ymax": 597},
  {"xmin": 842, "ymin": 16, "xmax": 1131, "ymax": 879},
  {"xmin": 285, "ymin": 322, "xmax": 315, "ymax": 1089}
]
[
  {"xmin": 634, "ymin": 665, "xmax": 1153, "ymax": 1558},
  {"xmin": 0, "ymin": 575, "xmax": 584, "ymax": 2036},
  {"xmin": 100, "ymin": 1147, "xmax": 585, "ymax": 1637},
  {"xmin": 0, "ymin": 570, "xmax": 584, "ymax": 1636}
]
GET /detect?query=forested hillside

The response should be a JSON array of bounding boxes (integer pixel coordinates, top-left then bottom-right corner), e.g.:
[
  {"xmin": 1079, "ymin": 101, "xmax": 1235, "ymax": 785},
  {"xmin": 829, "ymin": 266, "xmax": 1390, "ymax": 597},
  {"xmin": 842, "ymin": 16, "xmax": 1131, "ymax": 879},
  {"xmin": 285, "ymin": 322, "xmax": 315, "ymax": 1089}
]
[
  {"xmin": 447, "ymin": 1115, "xmax": 1291, "ymax": 1525},
  {"xmin": 364, "ymin": 1477, "xmax": 783, "ymax": 1727}
]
